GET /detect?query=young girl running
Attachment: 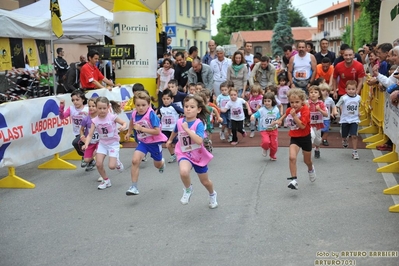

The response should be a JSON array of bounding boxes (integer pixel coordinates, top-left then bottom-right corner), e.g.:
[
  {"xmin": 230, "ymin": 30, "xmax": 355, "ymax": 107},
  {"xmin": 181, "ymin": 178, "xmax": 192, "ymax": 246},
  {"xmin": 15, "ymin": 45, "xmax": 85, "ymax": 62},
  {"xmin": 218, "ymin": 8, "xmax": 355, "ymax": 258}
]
[
  {"xmin": 82, "ymin": 97, "xmax": 127, "ymax": 190},
  {"xmin": 221, "ymin": 87, "xmax": 252, "ymax": 145},
  {"xmin": 250, "ymin": 92, "xmax": 281, "ymax": 160},
  {"xmin": 308, "ymin": 85, "xmax": 328, "ymax": 159},
  {"xmin": 59, "ymin": 89, "xmax": 89, "ymax": 169},
  {"xmin": 216, "ymin": 82, "xmax": 232, "ymax": 141},
  {"xmin": 277, "ymin": 76, "xmax": 290, "ymax": 127},
  {"xmin": 276, "ymin": 88, "xmax": 316, "ymax": 190},
  {"xmin": 248, "ymin": 83, "xmax": 264, "ymax": 138},
  {"xmin": 166, "ymin": 94, "xmax": 218, "ymax": 209},
  {"xmin": 125, "ymin": 91, "xmax": 167, "ymax": 196},
  {"xmin": 79, "ymin": 98, "xmax": 99, "ymax": 173}
]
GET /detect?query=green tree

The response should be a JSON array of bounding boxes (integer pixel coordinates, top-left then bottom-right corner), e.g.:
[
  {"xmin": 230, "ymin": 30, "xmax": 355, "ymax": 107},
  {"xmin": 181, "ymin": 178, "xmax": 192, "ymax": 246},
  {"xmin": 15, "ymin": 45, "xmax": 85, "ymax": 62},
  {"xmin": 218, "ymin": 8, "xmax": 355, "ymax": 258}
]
[
  {"xmin": 271, "ymin": 0, "xmax": 294, "ymax": 56},
  {"xmin": 216, "ymin": 0, "xmax": 309, "ymax": 34},
  {"xmin": 212, "ymin": 27, "xmax": 231, "ymax": 46}
]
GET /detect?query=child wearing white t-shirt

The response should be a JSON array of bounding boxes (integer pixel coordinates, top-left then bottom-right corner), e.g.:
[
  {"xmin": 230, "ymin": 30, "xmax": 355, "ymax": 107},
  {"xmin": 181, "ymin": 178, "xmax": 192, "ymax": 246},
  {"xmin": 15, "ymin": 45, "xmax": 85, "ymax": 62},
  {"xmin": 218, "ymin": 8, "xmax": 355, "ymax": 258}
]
[{"xmin": 221, "ymin": 87, "xmax": 252, "ymax": 145}]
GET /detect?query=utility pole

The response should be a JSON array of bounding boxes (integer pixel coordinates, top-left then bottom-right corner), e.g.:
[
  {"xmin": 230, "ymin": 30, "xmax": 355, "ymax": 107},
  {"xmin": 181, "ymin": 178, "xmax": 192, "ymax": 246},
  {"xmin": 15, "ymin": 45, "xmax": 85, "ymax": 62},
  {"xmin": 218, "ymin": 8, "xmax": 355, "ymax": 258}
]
[{"xmin": 350, "ymin": 0, "xmax": 354, "ymax": 47}]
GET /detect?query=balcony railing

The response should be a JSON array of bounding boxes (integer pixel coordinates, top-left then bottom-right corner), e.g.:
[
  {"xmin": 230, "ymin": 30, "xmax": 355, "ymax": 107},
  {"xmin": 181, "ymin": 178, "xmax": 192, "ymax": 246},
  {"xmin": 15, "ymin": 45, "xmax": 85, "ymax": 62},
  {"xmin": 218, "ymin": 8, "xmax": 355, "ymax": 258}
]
[
  {"xmin": 192, "ymin": 16, "xmax": 206, "ymax": 31},
  {"xmin": 312, "ymin": 28, "xmax": 346, "ymax": 41}
]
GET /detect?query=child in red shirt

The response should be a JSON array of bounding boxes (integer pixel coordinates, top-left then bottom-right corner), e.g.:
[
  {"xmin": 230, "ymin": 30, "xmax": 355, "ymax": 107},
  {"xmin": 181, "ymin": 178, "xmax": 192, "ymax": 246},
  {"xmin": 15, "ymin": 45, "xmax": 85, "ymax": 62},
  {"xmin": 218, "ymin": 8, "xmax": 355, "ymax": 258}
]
[{"xmin": 277, "ymin": 88, "xmax": 316, "ymax": 190}]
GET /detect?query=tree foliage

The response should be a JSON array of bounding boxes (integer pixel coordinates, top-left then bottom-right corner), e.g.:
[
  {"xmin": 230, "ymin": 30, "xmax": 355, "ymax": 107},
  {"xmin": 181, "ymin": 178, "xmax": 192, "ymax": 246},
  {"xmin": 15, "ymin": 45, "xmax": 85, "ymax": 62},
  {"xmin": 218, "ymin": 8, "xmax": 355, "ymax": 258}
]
[
  {"xmin": 212, "ymin": 27, "xmax": 231, "ymax": 46},
  {"xmin": 216, "ymin": 0, "xmax": 309, "ymax": 34},
  {"xmin": 271, "ymin": 0, "xmax": 294, "ymax": 56}
]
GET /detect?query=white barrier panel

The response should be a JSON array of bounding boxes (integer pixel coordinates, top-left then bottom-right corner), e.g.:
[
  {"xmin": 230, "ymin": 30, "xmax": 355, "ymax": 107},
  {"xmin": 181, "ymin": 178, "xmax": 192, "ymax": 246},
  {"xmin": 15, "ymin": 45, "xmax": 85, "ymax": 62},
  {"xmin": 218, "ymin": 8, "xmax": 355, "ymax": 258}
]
[
  {"xmin": 0, "ymin": 86, "xmax": 133, "ymax": 168},
  {"xmin": 383, "ymin": 92, "xmax": 399, "ymax": 154}
]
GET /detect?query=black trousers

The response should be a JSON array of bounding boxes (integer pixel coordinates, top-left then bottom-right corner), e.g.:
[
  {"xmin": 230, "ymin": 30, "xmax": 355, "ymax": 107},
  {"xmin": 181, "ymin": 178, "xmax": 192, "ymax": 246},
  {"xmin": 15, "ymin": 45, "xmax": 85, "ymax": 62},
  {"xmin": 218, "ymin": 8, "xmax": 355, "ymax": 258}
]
[
  {"xmin": 72, "ymin": 135, "xmax": 84, "ymax": 156},
  {"xmin": 231, "ymin": 120, "xmax": 245, "ymax": 142}
]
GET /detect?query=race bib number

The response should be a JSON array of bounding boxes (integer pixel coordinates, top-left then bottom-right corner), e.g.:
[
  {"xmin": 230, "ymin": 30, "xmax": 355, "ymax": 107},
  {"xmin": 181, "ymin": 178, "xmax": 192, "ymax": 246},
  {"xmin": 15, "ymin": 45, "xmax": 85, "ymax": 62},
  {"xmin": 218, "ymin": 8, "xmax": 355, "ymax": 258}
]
[
  {"xmin": 261, "ymin": 115, "xmax": 276, "ymax": 128},
  {"xmin": 72, "ymin": 116, "xmax": 84, "ymax": 132},
  {"xmin": 98, "ymin": 124, "xmax": 114, "ymax": 138},
  {"xmin": 136, "ymin": 120, "xmax": 151, "ymax": 139},
  {"xmin": 90, "ymin": 131, "xmax": 100, "ymax": 144},
  {"xmin": 294, "ymin": 71, "xmax": 307, "ymax": 79},
  {"xmin": 249, "ymin": 100, "xmax": 262, "ymax": 110},
  {"xmin": 161, "ymin": 115, "xmax": 176, "ymax": 130},
  {"xmin": 286, "ymin": 114, "xmax": 299, "ymax": 130},
  {"xmin": 221, "ymin": 99, "xmax": 229, "ymax": 108},
  {"xmin": 179, "ymin": 131, "xmax": 200, "ymax": 152},
  {"xmin": 310, "ymin": 111, "xmax": 322, "ymax": 124},
  {"xmin": 346, "ymin": 104, "xmax": 358, "ymax": 115},
  {"xmin": 231, "ymin": 107, "xmax": 242, "ymax": 119}
]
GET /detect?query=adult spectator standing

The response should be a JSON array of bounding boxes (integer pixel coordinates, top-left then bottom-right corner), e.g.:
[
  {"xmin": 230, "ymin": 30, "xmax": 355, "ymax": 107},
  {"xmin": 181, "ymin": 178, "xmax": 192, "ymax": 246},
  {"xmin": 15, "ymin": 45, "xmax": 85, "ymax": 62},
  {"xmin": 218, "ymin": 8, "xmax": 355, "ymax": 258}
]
[
  {"xmin": 306, "ymin": 42, "xmax": 316, "ymax": 55},
  {"xmin": 315, "ymin": 38, "xmax": 336, "ymax": 64},
  {"xmin": 250, "ymin": 53, "xmax": 262, "ymax": 71},
  {"xmin": 210, "ymin": 46, "xmax": 232, "ymax": 96},
  {"xmin": 202, "ymin": 40, "xmax": 217, "ymax": 65},
  {"xmin": 315, "ymin": 57, "xmax": 334, "ymax": 87},
  {"xmin": 288, "ymin": 41, "xmax": 317, "ymax": 92},
  {"xmin": 333, "ymin": 44, "xmax": 363, "ymax": 66},
  {"xmin": 80, "ymin": 50, "xmax": 117, "ymax": 91},
  {"xmin": 227, "ymin": 51, "xmax": 248, "ymax": 97},
  {"xmin": 281, "ymin": 44, "xmax": 298, "ymax": 71},
  {"xmin": 54, "ymin": 47, "xmax": 69, "ymax": 93},
  {"xmin": 166, "ymin": 36, "xmax": 173, "ymax": 54},
  {"xmin": 186, "ymin": 46, "xmax": 198, "ymax": 62},
  {"xmin": 79, "ymin": 54, "xmax": 86, "ymax": 64},
  {"xmin": 187, "ymin": 59, "xmax": 214, "ymax": 90},
  {"xmin": 64, "ymin": 61, "xmax": 85, "ymax": 92},
  {"xmin": 332, "ymin": 48, "xmax": 365, "ymax": 101},
  {"xmin": 174, "ymin": 51, "xmax": 192, "ymax": 89},
  {"xmin": 249, "ymin": 56, "xmax": 276, "ymax": 90},
  {"xmin": 244, "ymin": 42, "xmax": 254, "ymax": 76}
]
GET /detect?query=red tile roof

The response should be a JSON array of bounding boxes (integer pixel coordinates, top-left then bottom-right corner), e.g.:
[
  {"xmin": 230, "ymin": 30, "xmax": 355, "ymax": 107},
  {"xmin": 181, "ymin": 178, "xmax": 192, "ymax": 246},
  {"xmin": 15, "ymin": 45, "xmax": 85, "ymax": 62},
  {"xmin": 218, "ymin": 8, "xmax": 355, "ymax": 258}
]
[
  {"xmin": 310, "ymin": 0, "xmax": 360, "ymax": 18},
  {"xmin": 233, "ymin": 27, "xmax": 317, "ymax": 43}
]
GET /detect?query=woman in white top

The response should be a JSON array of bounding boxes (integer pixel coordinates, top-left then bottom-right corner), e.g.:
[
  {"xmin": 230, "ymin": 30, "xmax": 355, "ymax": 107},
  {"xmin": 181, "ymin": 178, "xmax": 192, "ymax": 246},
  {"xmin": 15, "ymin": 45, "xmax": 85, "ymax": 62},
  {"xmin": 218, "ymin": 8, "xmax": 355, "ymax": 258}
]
[{"xmin": 156, "ymin": 58, "xmax": 174, "ymax": 107}]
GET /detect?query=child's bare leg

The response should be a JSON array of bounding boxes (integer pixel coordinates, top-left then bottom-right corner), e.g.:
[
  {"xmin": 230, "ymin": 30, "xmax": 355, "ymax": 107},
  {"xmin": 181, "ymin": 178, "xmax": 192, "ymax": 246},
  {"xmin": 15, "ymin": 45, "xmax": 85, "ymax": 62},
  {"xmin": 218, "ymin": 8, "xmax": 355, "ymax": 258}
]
[
  {"xmin": 108, "ymin": 156, "xmax": 117, "ymax": 170},
  {"xmin": 167, "ymin": 144, "xmax": 175, "ymax": 156},
  {"xmin": 131, "ymin": 150, "xmax": 144, "ymax": 182},
  {"xmin": 198, "ymin": 172, "xmax": 214, "ymax": 194},
  {"xmin": 289, "ymin": 144, "xmax": 300, "ymax": 177},
  {"xmin": 303, "ymin": 150, "xmax": 313, "ymax": 171},
  {"xmin": 179, "ymin": 160, "xmax": 192, "ymax": 188},
  {"xmin": 352, "ymin": 136, "xmax": 358, "ymax": 150},
  {"xmin": 96, "ymin": 153, "xmax": 107, "ymax": 179}
]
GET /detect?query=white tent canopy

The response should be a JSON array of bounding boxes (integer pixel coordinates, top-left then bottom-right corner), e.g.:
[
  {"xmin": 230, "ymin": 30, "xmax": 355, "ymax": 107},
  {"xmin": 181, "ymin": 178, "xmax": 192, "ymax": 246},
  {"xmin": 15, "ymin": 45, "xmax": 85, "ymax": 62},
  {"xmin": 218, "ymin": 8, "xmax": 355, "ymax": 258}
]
[
  {"xmin": 0, "ymin": 9, "xmax": 51, "ymax": 40},
  {"xmin": 12, "ymin": 0, "xmax": 113, "ymax": 43}
]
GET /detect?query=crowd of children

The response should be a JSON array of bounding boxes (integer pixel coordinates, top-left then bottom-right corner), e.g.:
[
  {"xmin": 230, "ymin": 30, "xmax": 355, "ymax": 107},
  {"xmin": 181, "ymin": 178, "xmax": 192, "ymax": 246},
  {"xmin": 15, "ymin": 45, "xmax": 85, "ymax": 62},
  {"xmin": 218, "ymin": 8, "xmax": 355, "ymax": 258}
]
[{"xmin": 59, "ymin": 73, "xmax": 361, "ymax": 206}]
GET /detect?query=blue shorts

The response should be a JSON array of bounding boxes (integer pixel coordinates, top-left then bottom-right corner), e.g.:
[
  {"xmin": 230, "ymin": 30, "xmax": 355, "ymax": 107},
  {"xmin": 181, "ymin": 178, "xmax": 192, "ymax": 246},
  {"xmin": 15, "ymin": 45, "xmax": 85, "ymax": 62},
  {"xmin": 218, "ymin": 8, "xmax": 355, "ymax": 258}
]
[
  {"xmin": 340, "ymin": 123, "xmax": 358, "ymax": 138},
  {"xmin": 220, "ymin": 112, "xmax": 231, "ymax": 127},
  {"xmin": 162, "ymin": 131, "xmax": 178, "ymax": 144},
  {"xmin": 135, "ymin": 142, "xmax": 163, "ymax": 162},
  {"xmin": 179, "ymin": 158, "xmax": 208, "ymax": 174},
  {"xmin": 321, "ymin": 120, "xmax": 330, "ymax": 133}
]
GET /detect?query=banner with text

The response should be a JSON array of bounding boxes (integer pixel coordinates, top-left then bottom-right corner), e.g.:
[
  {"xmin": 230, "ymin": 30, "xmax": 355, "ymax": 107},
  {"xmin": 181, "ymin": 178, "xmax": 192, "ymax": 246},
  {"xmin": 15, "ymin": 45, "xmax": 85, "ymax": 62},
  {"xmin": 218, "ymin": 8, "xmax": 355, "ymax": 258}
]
[
  {"xmin": 383, "ymin": 92, "xmax": 399, "ymax": 154},
  {"xmin": 0, "ymin": 86, "xmax": 133, "ymax": 168}
]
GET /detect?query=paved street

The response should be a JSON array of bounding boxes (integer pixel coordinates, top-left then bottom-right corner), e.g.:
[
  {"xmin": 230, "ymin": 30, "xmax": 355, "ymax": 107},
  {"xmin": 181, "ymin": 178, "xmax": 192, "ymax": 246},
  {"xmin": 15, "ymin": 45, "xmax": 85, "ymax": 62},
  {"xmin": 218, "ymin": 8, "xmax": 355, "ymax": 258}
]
[{"xmin": 1, "ymin": 146, "xmax": 399, "ymax": 266}]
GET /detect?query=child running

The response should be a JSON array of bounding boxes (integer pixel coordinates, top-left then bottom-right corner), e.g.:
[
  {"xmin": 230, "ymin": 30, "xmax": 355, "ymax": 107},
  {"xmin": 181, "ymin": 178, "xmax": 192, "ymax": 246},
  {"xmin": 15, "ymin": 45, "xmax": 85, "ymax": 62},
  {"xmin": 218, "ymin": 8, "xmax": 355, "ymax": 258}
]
[
  {"xmin": 125, "ymin": 91, "xmax": 167, "ymax": 196},
  {"xmin": 216, "ymin": 82, "xmax": 232, "ymax": 142},
  {"xmin": 59, "ymin": 89, "xmax": 89, "ymax": 169},
  {"xmin": 157, "ymin": 89, "xmax": 184, "ymax": 163},
  {"xmin": 250, "ymin": 92, "xmax": 280, "ymax": 160},
  {"xmin": 165, "ymin": 94, "xmax": 218, "ymax": 209},
  {"xmin": 276, "ymin": 88, "xmax": 316, "ymax": 190},
  {"xmin": 336, "ymin": 80, "xmax": 361, "ymax": 160},
  {"xmin": 319, "ymin": 82, "xmax": 337, "ymax": 146},
  {"xmin": 82, "ymin": 97, "xmax": 127, "ymax": 190},
  {"xmin": 221, "ymin": 87, "xmax": 252, "ymax": 145},
  {"xmin": 79, "ymin": 98, "xmax": 99, "ymax": 173},
  {"xmin": 308, "ymin": 85, "xmax": 328, "ymax": 158},
  {"xmin": 277, "ymin": 76, "xmax": 290, "ymax": 127},
  {"xmin": 248, "ymin": 83, "xmax": 264, "ymax": 138}
]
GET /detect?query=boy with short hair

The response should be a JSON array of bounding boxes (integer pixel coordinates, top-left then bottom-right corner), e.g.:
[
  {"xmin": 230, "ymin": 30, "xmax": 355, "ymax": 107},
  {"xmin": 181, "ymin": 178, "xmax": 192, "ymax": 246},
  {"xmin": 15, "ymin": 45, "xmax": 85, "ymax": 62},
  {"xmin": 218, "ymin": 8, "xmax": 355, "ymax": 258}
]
[
  {"xmin": 319, "ymin": 82, "xmax": 337, "ymax": 146},
  {"xmin": 157, "ymin": 89, "xmax": 184, "ymax": 163},
  {"xmin": 336, "ymin": 80, "xmax": 361, "ymax": 159},
  {"xmin": 187, "ymin": 83, "xmax": 197, "ymax": 95},
  {"xmin": 167, "ymin": 79, "xmax": 187, "ymax": 108}
]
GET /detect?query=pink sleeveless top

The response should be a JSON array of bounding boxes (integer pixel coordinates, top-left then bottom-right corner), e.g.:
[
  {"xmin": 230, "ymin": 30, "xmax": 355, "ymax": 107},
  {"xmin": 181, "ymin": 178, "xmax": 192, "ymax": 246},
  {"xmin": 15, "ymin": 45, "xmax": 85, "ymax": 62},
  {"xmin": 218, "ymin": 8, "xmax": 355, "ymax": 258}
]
[
  {"xmin": 175, "ymin": 118, "xmax": 213, "ymax": 167},
  {"xmin": 132, "ymin": 107, "xmax": 167, "ymax": 144}
]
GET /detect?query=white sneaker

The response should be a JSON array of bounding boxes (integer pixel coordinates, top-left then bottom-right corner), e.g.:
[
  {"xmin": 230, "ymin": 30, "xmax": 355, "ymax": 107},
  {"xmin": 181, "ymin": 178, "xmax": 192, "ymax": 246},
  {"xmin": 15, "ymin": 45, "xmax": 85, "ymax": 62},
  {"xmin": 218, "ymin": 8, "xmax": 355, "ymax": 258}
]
[
  {"xmin": 180, "ymin": 187, "xmax": 193, "ymax": 205},
  {"xmin": 219, "ymin": 123, "xmax": 222, "ymax": 128},
  {"xmin": 262, "ymin": 149, "xmax": 268, "ymax": 157},
  {"xmin": 288, "ymin": 179, "xmax": 298, "ymax": 190},
  {"xmin": 228, "ymin": 135, "xmax": 233, "ymax": 142},
  {"xmin": 116, "ymin": 160, "xmax": 124, "ymax": 173},
  {"xmin": 159, "ymin": 158, "xmax": 165, "ymax": 173},
  {"xmin": 97, "ymin": 176, "xmax": 104, "ymax": 182},
  {"xmin": 168, "ymin": 154, "xmax": 177, "ymax": 163},
  {"xmin": 250, "ymin": 131, "xmax": 255, "ymax": 138},
  {"xmin": 98, "ymin": 178, "xmax": 111, "ymax": 190},
  {"xmin": 209, "ymin": 191, "xmax": 218, "ymax": 209},
  {"xmin": 219, "ymin": 131, "xmax": 225, "ymax": 140},
  {"xmin": 126, "ymin": 185, "xmax": 139, "ymax": 195},
  {"xmin": 308, "ymin": 165, "xmax": 316, "ymax": 182},
  {"xmin": 352, "ymin": 151, "xmax": 359, "ymax": 160},
  {"xmin": 142, "ymin": 155, "xmax": 147, "ymax": 162}
]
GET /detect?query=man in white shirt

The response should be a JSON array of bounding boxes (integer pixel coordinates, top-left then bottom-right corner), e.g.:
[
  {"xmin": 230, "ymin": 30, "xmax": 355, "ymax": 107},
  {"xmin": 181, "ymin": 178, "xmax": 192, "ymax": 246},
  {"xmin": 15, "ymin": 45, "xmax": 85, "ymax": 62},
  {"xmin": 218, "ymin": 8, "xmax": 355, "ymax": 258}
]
[
  {"xmin": 210, "ymin": 46, "xmax": 232, "ymax": 96},
  {"xmin": 244, "ymin": 42, "xmax": 254, "ymax": 78}
]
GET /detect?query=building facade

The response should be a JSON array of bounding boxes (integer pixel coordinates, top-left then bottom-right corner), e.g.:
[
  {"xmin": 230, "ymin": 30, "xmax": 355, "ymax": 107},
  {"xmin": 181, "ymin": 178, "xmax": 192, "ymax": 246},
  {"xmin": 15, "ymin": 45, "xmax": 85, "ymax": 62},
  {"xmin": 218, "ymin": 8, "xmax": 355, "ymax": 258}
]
[
  {"xmin": 160, "ymin": 0, "xmax": 212, "ymax": 57},
  {"xmin": 310, "ymin": 0, "xmax": 361, "ymax": 53},
  {"xmin": 230, "ymin": 27, "xmax": 317, "ymax": 57}
]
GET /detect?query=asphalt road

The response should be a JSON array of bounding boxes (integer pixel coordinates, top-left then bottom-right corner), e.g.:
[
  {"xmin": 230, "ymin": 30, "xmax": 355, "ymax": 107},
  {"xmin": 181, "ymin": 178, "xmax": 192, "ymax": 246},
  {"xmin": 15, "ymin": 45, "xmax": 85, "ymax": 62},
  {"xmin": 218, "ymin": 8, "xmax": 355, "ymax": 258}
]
[{"xmin": 1, "ymin": 146, "xmax": 398, "ymax": 266}]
